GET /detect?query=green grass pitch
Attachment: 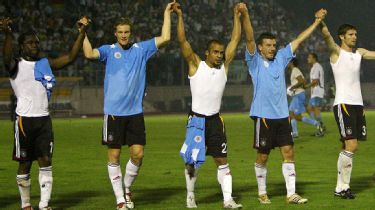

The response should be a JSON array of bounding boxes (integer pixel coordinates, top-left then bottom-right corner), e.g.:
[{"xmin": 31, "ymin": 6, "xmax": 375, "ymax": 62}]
[{"xmin": 1, "ymin": 112, "xmax": 375, "ymax": 209}]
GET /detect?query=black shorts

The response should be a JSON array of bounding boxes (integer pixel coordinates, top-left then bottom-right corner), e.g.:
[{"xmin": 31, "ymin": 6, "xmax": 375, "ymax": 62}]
[
  {"xmin": 189, "ymin": 111, "xmax": 227, "ymax": 158},
  {"xmin": 333, "ymin": 104, "xmax": 367, "ymax": 141},
  {"xmin": 13, "ymin": 115, "xmax": 54, "ymax": 161},
  {"xmin": 252, "ymin": 117, "xmax": 293, "ymax": 154},
  {"xmin": 102, "ymin": 113, "xmax": 146, "ymax": 148}
]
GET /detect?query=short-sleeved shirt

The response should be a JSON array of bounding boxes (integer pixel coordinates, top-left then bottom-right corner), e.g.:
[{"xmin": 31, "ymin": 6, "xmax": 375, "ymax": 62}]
[
  {"xmin": 310, "ymin": 62, "xmax": 324, "ymax": 98},
  {"xmin": 290, "ymin": 67, "xmax": 304, "ymax": 95},
  {"xmin": 245, "ymin": 44, "xmax": 295, "ymax": 119},
  {"xmin": 98, "ymin": 38, "xmax": 158, "ymax": 116}
]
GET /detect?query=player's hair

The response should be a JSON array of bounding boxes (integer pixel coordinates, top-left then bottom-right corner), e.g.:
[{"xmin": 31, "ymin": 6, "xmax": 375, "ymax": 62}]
[
  {"xmin": 256, "ymin": 32, "xmax": 276, "ymax": 45},
  {"xmin": 18, "ymin": 30, "xmax": 38, "ymax": 45},
  {"xmin": 206, "ymin": 39, "xmax": 224, "ymax": 51},
  {"xmin": 114, "ymin": 17, "xmax": 133, "ymax": 31},
  {"xmin": 290, "ymin": 58, "xmax": 299, "ymax": 67},
  {"xmin": 309, "ymin": 52, "xmax": 318, "ymax": 62},
  {"xmin": 337, "ymin": 24, "xmax": 357, "ymax": 37}
]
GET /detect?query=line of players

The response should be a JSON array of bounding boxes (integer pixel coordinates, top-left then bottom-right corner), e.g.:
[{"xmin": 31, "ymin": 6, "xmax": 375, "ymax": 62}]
[{"xmin": 1, "ymin": 1, "xmax": 375, "ymax": 210}]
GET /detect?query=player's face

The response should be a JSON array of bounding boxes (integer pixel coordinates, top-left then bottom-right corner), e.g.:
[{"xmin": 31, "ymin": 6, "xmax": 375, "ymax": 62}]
[
  {"xmin": 259, "ymin": 39, "xmax": 276, "ymax": 60},
  {"xmin": 114, "ymin": 24, "xmax": 131, "ymax": 46},
  {"xmin": 341, "ymin": 29, "xmax": 357, "ymax": 48},
  {"xmin": 206, "ymin": 43, "xmax": 225, "ymax": 68},
  {"xmin": 21, "ymin": 35, "xmax": 40, "ymax": 59},
  {"xmin": 307, "ymin": 54, "xmax": 314, "ymax": 65}
]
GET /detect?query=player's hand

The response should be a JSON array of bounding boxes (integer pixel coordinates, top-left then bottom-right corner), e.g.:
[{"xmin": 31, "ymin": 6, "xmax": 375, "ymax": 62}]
[
  {"xmin": 165, "ymin": 0, "xmax": 176, "ymax": 15},
  {"xmin": 173, "ymin": 2, "xmax": 182, "ymax": 16},
  {"xmin": 0, "ymin": 18, "xmax": 13, "ymax": 33},
  {"xmin": 315, "ymin": 8, "xmax": 327, "ymax": 22},
  {"xmin": 238, "ymin": 3, "xmax": 249, "ymax": 15},
  {"xmin": 233, "ymin": 3, "xmax": 241, "ymax": 17},
  {"xmin": 77, "ymin": 16, "xmax": 91, "ymax": 32}
]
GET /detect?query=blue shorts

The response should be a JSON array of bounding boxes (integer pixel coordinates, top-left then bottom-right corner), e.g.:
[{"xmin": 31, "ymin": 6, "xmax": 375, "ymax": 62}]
[
  {"xmin": 309, "ymin": 97, "xmax": 323, "ymax": 107},
  {"xmin": 289, "ymin": 92, "xmax": 306, "ymax": 115}
]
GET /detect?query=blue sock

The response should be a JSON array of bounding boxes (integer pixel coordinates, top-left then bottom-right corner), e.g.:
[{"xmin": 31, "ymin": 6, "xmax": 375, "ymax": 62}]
[
  {"xmin": 302, "ymin": 117, "xmax": 318, "ymax": 126},
  {"xmin": 291, "ymin": 119, "xmax": 298, "ymax": 135}
]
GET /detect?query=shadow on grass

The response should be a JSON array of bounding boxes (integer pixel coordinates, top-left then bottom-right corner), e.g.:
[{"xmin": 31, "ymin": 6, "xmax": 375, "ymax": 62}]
[
  {"xmin": 135, "ymin": 186, "xmax": 185, "ymax": 205},
  {"xmin": 52, "ymin": 190, "xmax": 101, "ymax": 210},
  {"xmin": 0, "ymin": 194, "xmax": 20, "ymax": 209},
  {"xmin": 351, "ymin": 175, "xmax": 375, "ymax": 194}
]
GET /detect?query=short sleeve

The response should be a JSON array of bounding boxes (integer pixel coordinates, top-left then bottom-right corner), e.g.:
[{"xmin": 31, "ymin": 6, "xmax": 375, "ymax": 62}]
[
  {"xmin": 245, "ymin": 48, "xmax": 259, "ymax": 75},
  {"xmin": 97, "ymin": 45, "xmax": 111, "ymax": 63},
  {"xmin": 137, "ymin": 38, "xmax": 158, "ymax": 60},
  {"xmin": 276, "ymin": 43, "xmax": 295, "ymax": 68}
]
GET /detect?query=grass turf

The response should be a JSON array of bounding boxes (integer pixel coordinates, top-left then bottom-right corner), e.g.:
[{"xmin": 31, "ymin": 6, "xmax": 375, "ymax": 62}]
[{"xmin": 0, "ymin": 112, "xmax": 374, "ymax": 209}]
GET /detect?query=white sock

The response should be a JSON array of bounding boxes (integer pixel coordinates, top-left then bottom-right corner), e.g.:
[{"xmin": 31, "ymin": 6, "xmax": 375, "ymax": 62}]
[
  {"xmin": 254, "ymin": 163, "xmax": 267, "ymax": 196},
  {"xmin": 217, "ymin": 164, "xmax": 232, "ymax": 202},
  {"xmin": 336, "ymin": 152, "xmax": 343, "ymax": 192},
  {"xmin": 282, "ymin": 162, "xmax": 296, "ymax": 197},
  {"xmin": 185, "ymin": 168, "xmax": 198, "ymax": 198},
  {"xmin": 108, "ymin": 163, "xmax": 125, "ymax": 204},
  {"xmin": 124, "ymin": 159, "xmax": 139, "ymax": 194},
  {"xmin": 39, "ymin": 166, "xmax": 53, "ymax": 209},
  {"xmin": 340, "ymin": 151, "xmax": 353, "ymax": 191},
  {"xmin": 17, "ymin": 174, "xmax": 31, "ymax": 208}
]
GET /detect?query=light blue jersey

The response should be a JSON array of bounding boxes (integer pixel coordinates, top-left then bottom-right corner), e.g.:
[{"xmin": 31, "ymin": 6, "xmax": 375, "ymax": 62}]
[
  {"xmin": 98, "ymin": 38, "xmax": 158, "ymax": 116},
  {"xmin": 245, "ymin": 44, "xmax": 295, "ymax": 119}
]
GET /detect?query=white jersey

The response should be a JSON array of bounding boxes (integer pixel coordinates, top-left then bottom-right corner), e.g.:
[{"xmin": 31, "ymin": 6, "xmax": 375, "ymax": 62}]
[
  {"xmin": 10, "ymin": 59, "xmax": 49, "ymax": 117},
  {"xmin": 189, "ymin": 61, "xmax": 227, "ymax": 116},
  {"xmin": 310, "ymin": 62, "xmax": 324, "ymax": 98},
  {"xmin": 331, "ymin": 49, "xmax": 363, "ymax": 106},
  {"xmin": 290, "ymin": 67, "xmax": 304, "ymax": 95}
]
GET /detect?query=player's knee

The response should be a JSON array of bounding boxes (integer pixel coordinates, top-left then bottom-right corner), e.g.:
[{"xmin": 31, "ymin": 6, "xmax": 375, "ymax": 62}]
[
  {"xmin": 37, "ymin": 156, "xmax": 52, "ymax": 167},
  {"xmin": 18, "ymin": 161, "xmax": 32, "ymax": 174},
  {"xmin": 131, "ymin": 150, "xmax": 144, "ymax": 160},
  {"xmin": 256, "ymin": 153, "xmax": 269, "ymax": 164}
]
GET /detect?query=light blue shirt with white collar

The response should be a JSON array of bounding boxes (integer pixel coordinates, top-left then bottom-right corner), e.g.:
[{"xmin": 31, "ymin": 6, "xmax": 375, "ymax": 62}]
[
  {"xmin": 98, "ymin": 38, "xmax": 158, "ymax": 116},
  {"xmin": 245, "ymin": 43, "xmax": 295, "ymax": 119}
]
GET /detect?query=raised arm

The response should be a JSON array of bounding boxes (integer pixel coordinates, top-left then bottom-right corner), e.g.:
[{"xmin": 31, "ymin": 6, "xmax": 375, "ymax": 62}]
[
  {"xmin": 155, "ymin": 1, "xmax": 175, "ymax": 48},
  {"xmin": 290, "ymin": 9, "xmax": 327, "ymax": 53},
  {"xmin": 224, "ymin": 3, "xmax": 242, "ymax": 72},
  {"xmin": 1, "ymin": 18, "xmax": 16, "ymax": 73},
  {"xmin": 174, "ymin": 3, "xmax": 200, "ymax": 76},
  {"xmin": 48, "ymin": 17, "xmax": 89, "ymax": 70},
  {"xmin": 241, "ymin": 3, "xmax": 256, "ymax": 54},
  {"xmin": 358, "ymin": 48, "xmax": 375, "ymax": 60},
  {"xmin": 320, "ymin": 21, "xmax": 340, "ymax": 62}
]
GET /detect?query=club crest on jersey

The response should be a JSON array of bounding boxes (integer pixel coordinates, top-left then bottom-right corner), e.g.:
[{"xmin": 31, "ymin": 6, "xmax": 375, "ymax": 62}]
[
  {"xmin": 114, "ymin": 52, "xmax": 122, "ymax": 59},
  {"xmin": 263, "ymin": 61, "xmax": 269, "ymax": 68},
  {"xmin": 194, "ymin": 135, "xmax": 202, "ymax": 143}
]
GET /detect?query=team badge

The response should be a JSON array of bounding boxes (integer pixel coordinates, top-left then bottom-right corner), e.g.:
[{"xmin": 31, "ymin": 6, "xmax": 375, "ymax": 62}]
[
  {"xmin": 114, "ymin": 52, "xmax": 122, "ymax": 59},
  {"xmin": 194, "ymin": 135, "xmax": 202, "ymax": 143},
  {"xmin": 346, "ymin": 128, "xmax": 352, "ymax": 135},
  {"xmin": 260, "ymin": 139, "xmax": 267, "ymax": 147},
  {"xmin": 21, "ymin": 151, "xmax": 27, "ymax": 158},
  {"xmin": 108, "ymin": 134, "xmax": 114, "ymax": 142},
  {"xmin": 263, "ymin": 61, "xmax": 269, "ymax": 68}
]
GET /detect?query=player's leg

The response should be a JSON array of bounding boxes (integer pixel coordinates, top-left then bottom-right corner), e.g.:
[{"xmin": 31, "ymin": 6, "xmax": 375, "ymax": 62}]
[
  {"xmin": 289, "ymin": 112, "xmax": 299, "ymax": 138},
  {"xmin": 103, "ymin": 115, "xmax": 126, "ymax": 208},
  {"xmin": 279, "ymin": 118, "xmax": 307, "ymax": 204},
  {"xmin": 123, "ymin": 114, "xmax": 146, "ymax": 209},
  {"xmin": 253, "ymin": 117, "xmax": 272, "ymax": 204},
  {"xmin": 35, "ymin": 116, "xmax": 54, "ymax": 210},
  {"xmin": 13, "ymin": 116, "xmax": 34, "ymax": 210},
  {"xmin": 207, "ymin": 115, "xmax": 241, "ymax": 209},
  {"xmin": 185, "ymin": 164, "xmax": 198, "ymax": 208},
  {"xmin": 333, "ymin": 104, "xmax": 358, "ymax": 199}
]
